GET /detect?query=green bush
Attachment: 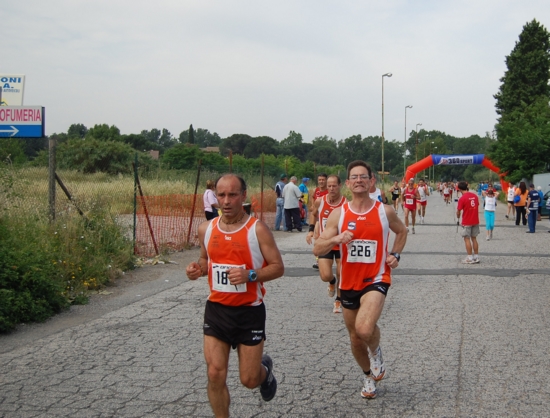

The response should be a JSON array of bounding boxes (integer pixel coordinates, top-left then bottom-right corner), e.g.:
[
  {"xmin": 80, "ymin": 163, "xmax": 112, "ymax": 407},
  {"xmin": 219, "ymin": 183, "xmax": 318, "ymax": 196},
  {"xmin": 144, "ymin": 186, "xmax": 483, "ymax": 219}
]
[
  {"xmin": 0, "ymin": 220, "xmax": 69, "ymax": 332},
  {"xmin": 0, "ymin": 207, "xmax": 135, "ymax": 333}
]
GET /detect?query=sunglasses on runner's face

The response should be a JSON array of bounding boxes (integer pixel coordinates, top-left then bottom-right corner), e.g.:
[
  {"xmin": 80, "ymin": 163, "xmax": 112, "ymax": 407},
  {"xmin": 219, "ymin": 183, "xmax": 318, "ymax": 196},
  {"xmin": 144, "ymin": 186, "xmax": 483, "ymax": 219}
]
[{"xmin": 349, "ymin": 174, "xmax": 370, "ymax": 180}]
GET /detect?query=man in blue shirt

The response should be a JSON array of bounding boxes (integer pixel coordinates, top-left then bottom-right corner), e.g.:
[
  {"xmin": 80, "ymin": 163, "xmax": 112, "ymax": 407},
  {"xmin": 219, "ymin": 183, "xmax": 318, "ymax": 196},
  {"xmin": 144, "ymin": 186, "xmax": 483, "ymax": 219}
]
[{"xmin": 526, "ymin": 184, "xmax": 541, "ymax": 233}]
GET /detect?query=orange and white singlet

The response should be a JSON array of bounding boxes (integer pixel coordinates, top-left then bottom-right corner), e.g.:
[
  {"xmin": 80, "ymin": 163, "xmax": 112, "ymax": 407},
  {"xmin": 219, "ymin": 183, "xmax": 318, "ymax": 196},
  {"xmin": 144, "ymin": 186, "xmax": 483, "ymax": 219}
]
[
  {"xmin": 319, "ymin": 195, "xmax": 347, "ymax": 251},
  {"xmin": 338, "ymin": 201, "xmax": 391, "ymax": 291},
  {"xmin": 204, "ymin": 216, "xmax": 266, "ymax": 307}
]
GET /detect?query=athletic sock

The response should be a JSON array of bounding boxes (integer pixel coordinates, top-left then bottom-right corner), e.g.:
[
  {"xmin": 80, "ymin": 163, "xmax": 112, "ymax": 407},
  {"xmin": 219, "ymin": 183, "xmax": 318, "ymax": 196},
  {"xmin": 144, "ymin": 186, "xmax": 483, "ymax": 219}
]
[
  {"xmin": 329, "ymin": 277, "xmax": 336, "ymax": 285},
  {"xmin": 363, "ymin": 370, "xmax": 372, "ymax": 376}
]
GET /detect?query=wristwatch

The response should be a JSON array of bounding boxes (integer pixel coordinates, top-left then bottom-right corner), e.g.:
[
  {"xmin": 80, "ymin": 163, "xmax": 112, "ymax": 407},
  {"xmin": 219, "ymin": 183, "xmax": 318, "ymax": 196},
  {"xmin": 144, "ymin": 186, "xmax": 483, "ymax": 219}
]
[
  {"xmin": 248, "ymin": 270, "xmax": 258, "ymax": 282},
  {"xmin": 390, "ymin": 252, "xmax": 401, "ymax": 262}
]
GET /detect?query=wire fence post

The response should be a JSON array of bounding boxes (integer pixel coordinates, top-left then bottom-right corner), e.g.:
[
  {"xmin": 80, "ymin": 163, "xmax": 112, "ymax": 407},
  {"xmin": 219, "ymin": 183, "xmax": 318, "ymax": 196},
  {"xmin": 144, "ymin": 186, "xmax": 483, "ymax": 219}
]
[
  {"xmin": 186, "ymin": 159, "xmax": 201, "ymax": 247},
  {"xmin": 260, "ymin": 154, "xmax": 264, "ymax": 222},
  {"xmin": 48, "ymin": 136, "xmax": 56, "ymax": 222},
  {"xmin": 133, "ymin": 153, "xmax": 138, "ymax": 254}
]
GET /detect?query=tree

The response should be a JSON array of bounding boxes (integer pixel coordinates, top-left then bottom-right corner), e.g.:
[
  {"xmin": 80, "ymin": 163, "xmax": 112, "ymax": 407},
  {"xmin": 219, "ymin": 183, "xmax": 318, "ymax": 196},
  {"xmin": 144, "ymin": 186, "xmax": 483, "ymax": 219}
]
[
  {"xmin": 280, "ymin": 131, "xmax": 303, "ymax": 147},
  {"xmin": 243, "ymin": 136, "xmax": 279, "ymax": 158},
  {"xmin": 491, "ymin": 19, "xmax": 550, "ymax": 180},
  {"xmin": 494, "ymin": 19, "xmax": 550, "ymax": 119},
  {"xmin": 67, "ymin": 123, "xmax": 88, "ymax": 139},
  {"xmin": 189, "ymin": 124, "xmax": 195, "ymax": 145},
  {"xmin": 162, "ymin": 144, "xmax": 202, "ymax": 170},
  {"xmin": 87, "ymin": 124, "xmax": 121, "ymax": 142},
  {"xmin": 220, "ymin": 134, "xmax": 252, "ymax": 156}
]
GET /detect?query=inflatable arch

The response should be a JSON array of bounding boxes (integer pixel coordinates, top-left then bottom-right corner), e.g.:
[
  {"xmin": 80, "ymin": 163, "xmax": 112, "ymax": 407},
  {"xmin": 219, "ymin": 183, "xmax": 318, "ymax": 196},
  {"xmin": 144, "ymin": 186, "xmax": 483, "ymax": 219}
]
[{"xmin": 404, "ymin": 154, "xmax": 507, "ymax": 190}]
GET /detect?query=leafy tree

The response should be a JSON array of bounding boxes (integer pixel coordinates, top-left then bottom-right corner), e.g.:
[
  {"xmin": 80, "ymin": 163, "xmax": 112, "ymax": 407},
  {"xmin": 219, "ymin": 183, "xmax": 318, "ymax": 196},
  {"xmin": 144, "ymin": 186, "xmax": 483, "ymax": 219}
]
[
  {"xmin": 491, "ymin": 19, "xmax": 550, "ymax": 180},
  {"xmin": 87, "ymin": 124, "xmax": 121, "ymax": 142},
  {"xmin": 243, "ymin": 136, "xmax": 279, "ymax": 158},
  {"xmin": 220, "ymin": 134, "xmax": 252, "ymax": 156},
  {"xmin": 162, "ymin": 144, "xmax": 202, "ymax": 170},
  {"xmin": 0, "ymin": 138, "xmax": 27, "ymax": 165},
  {"xmin": 306, "ymin": 145, "xmax": 337, "ymax": 165},
  {"xmin": 179, "ymin": 127, "xmax": 222, "ymax": 148},
  {"xmin": 122, "ymin": 133, "xmax": 154, "ymax": 151},
  {"xmin": 57, "ymin": 138, "xmax": 152, "ymax": 174},
  {"xmin": 491, "ymin": 97, "xmax": 550, "ymax": 182},
  {"xmin": 67, "ymin": 123, "xmax": 88, "ymax": 139},
  {"xmin": 141, "ymin": 128, "xmax": 175, "ymax": 153},
  {"xmin": 280, "ymin": 130, "xmax": 303, "ymax": 148},
  {"xmin": 494, "ymin": 19, "xmax": 550, "ymax": 119}
]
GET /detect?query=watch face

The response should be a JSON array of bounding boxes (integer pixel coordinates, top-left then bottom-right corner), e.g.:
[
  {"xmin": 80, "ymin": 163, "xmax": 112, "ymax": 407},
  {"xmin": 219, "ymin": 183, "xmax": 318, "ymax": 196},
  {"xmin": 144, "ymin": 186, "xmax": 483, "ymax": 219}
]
[{"xmin": 249, "ymin": 271, "xmax": 257, "ymax": 281}]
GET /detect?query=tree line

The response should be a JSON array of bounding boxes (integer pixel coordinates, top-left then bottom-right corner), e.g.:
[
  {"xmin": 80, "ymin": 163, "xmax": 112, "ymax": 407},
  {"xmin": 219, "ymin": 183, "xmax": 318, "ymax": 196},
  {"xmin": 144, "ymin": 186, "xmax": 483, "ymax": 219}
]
[{"xmin": 2, "ymin": 19, "xmax": 548, "ymax": 183}]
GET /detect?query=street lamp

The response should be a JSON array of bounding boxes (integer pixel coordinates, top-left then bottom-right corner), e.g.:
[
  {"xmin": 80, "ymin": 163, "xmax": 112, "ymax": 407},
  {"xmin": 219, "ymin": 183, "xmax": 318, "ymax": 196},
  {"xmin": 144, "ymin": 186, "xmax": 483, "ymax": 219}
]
[
  {"xmin": 381, "ymin": 72, "xmax": 392, "ymax": 182},
  {"xmin": 415, "ymin": 123, "xmax": 422, "ymax": 162},
  {"xmin": 404, "ymin": 105, "xmax": 412, "ymax": 170},
  {"xmin": 431, "ymin": 144, "xmax": 437, "ymax": 183}
]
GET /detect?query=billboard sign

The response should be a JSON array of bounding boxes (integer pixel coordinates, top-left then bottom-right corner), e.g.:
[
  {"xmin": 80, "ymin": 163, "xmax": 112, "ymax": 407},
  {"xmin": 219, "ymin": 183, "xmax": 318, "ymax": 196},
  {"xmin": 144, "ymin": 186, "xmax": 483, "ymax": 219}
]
[
  {"xmin": 0, "ymin": 74, "xmax": 25, "ymax": 106},
  {"xmin": 0, "ymin": 106, "xmax": 45, "ymax": 138}
]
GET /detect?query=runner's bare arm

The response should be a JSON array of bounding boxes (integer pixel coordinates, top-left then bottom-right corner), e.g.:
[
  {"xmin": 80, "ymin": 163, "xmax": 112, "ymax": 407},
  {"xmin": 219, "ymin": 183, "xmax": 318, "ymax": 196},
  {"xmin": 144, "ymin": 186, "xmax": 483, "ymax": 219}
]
[
  {"xmin": 385, "ymin": 206, "xmax": 407, "ymax": 262},
  {"xmin": 227, "ymin": 221, "xmax": 284, "ymax": 285},
  {"xmin": 313, "ymin": 207, "xmax": 353, "ymax": 256},
  {"xmin": 186, "ymin": 221, "xmax": 210, "ymax": 280},
  {"xmin": 306, "ymin": 198, "xmax": 321, "ymax": 245}
]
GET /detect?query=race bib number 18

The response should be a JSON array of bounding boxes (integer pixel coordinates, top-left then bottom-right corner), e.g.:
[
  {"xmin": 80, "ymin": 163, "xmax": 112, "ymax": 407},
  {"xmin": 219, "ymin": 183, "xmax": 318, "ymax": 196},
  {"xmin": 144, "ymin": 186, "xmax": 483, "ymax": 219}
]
[
  {"xmin": 347, "ymin": 240, "xmax": 377, "ymax": 263},
  {"xmin": 212, "ymin": 263, "xmax": 247, "ymax": 293}
]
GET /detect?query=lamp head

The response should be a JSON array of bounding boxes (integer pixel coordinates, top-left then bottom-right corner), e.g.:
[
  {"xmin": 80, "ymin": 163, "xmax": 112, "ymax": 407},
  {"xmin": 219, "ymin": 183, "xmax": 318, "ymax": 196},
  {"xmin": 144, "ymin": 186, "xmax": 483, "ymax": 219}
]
[
  {"xmin": 383, "ymin": 72, "xmax": 392, "ymax": 77},
  {"xmin": 406, "ymin": 105, "xmax": 412, "ymax": 109}
]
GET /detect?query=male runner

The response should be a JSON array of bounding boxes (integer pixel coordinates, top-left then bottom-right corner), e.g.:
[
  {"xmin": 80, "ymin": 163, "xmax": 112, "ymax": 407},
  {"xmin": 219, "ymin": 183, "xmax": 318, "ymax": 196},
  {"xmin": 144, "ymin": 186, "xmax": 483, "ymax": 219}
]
[
  {"xmin": 186, "ymin": 174, "xmax": 284, "ymax": 418},
  {"xmin": 403, "ymin": 178, "xmax": 420, "ymax": 234},
  {"xmin": 311, "ymin": 173, "xmax": 329, "ymax": 269},
  {"xmin": 306, "ymin": 174, "xmax": 347, "ymax": 313},
  {"xmin": 456, "ymin": 181, "xmax": 480, "ymax": 264},
  {"xmin": 314, "ymin": 161, "xmax": 407, "ymax": 399},
  {"xmin": 416, "ymin": 179, "xmax": 430, "ymax": 224},
  {"xmin": 443, "ymin": 182, "xmax": 451, "ymax": 205}
]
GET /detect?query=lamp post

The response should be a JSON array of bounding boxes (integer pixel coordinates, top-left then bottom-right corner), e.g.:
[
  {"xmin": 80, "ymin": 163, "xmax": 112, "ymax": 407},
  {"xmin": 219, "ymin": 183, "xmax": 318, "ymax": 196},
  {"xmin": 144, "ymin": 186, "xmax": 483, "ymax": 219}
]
[
  {"xmin": 415, "ymin": 123, "xmax": 422, "ymax": 162},
  {"xmin": 381, "ymin": 72, "xmax": 392, "ymax": 182},
  {"xmin": 404, "ymin": 105, "xmax": 412, "ymax": 176},
  {"xmin": 431, "ymin": 144, "xmax": 437, "ymax": 183}
]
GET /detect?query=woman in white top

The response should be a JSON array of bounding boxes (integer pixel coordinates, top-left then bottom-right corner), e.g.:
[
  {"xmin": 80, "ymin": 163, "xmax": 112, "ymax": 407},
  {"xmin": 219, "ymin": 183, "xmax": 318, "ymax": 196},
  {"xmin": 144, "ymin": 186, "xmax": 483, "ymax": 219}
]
[
  {"xmin": 203, "ymin": 179, "xmax": 219, "ymax": 220},
  {"xmin": 505, "ymin": 182, "xmax": 516, "ymax": 219},
  {"xmin": 482, "ymin": 186, "xmax": 499, "ymax": 240}
]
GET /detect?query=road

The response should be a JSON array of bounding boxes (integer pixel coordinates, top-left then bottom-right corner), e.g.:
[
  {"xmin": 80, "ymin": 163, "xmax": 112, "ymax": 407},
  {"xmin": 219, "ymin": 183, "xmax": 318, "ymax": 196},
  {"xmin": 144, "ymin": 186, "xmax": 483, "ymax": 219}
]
[{"xmin": 1, "ymin": 193, "xmax": 549, "ymax": 417}]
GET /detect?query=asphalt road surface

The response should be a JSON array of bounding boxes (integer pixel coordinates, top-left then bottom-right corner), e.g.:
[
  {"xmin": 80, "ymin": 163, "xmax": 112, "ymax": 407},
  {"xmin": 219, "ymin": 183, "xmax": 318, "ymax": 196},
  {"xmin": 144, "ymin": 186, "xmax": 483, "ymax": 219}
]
[{"xmin": 1, "ymin": 193, "xmax": 549, "ymax": 417}]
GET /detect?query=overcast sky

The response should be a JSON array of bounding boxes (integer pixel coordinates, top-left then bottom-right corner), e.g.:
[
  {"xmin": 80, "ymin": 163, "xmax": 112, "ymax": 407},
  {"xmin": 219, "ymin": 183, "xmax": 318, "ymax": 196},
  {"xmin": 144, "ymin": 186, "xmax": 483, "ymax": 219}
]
[{"xmin": 2, "ymin": 1, "xmax": 549, "ymax": 143}]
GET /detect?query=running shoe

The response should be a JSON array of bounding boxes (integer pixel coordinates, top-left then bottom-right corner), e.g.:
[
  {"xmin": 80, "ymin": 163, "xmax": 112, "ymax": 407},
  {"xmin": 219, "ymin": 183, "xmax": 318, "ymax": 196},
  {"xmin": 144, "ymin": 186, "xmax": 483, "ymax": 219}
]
[
  {"xmin": 328, "ymin": 283, "xmax": 336, "ymax": 298},
  {"xmin": 369, "ymin": 346, "xmax": 386, "ymax": 381},
  {"xmin": 333, "ymin": 300, "xmax": 342, "ymax": 313},
  {"xmin": 260, "ymin": 355, "xmax": 277, "ymax": 402},
  {"xmin": 412, "ymin": 227, "xmax": 415, "ymax": 234},
  {"xmin": 312, "ymin": 263, "xmax": 319, "ymax": 270},
  {"xmin": 486, "ymin": 236, "xmax": 490, "ymax": 241},
  {"xmin": 473, "ymin": 256, "xmax": 480, "ymax": 264},
  {"xmin": 421, "ymin": 217, "xmax": 424, "ymax": 224},
  {"xmin": 462, "ymin": 258, "xmax": 475, "ymax": 264},
  {"xmin": 406, "ymin": 227, "xmax": 410, "ymax": 234},
  {"xmin": 490, "ymin": 230, "xmax": 493, "ymax": 239},
  {"xmin": 361, "ymin": 375, "xmax": 377, "ymax": 399}
]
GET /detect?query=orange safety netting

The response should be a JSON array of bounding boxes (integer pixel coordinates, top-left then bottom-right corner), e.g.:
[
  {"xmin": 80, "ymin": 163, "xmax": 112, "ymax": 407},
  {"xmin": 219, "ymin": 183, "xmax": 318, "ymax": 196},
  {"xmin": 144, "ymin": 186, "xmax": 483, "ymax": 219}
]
[{"xmin": 135, "ymin": 192, "xmax": 277, "ymax": 257}]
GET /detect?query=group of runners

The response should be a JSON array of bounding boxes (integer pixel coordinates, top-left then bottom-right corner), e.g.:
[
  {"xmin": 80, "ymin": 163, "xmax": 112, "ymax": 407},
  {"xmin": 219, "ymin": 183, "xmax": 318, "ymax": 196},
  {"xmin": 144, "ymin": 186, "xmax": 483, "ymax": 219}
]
[
  {"xmin": 184, "ymin": 166, "xmax": 528, "ymax": 417},
  {"xmin": 186, "ymin": 161, "xmax": 408, "ymax": 417}
]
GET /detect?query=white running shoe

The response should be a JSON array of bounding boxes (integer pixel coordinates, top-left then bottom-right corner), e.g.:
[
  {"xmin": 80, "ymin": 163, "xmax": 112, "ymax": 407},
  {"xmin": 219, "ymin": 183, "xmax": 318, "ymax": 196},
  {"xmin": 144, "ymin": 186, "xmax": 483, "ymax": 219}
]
[
  {"xmin": 421, "ymin": 217, "xmax": 424, "ymax": 224},
  {"xmin": 361, "ymin": 375, "xmax": 377, "ymax": 399},
  {"xmin": 369, "ymin": 346, "xmax": 386, "ymax": 381},
  {"xmin": 473, "ymin": 256, "xmax": 480, "ymax": 264},
  {"xmin": 412, "ymin": 227, "xmax": 415, "ymax": 234},
  {"xmin": 328, "ymin": 283, "xmax": 336, "ymax": 298},
  {"xmin": 462, "ymin": 258, "xmax": 475, "ymax": 264},
  {"xmin": 486, "ymin": 235, "xmax": 490, "ymax": 241},
  {"xmin": 333, "ymin": 300, "xmax": 342, "ymax": 313}
]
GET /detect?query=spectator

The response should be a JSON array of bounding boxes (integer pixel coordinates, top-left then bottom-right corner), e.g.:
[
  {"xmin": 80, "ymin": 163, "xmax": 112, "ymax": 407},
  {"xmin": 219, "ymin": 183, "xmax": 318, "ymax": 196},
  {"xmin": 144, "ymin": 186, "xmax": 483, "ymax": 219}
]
[
  {"xmin": 482, "ymin": 185, "xmax": 499, "ymax": 240},
  {"xmin": 203, "ymin": 179, "xmax": 219, "ymax": 220},
  {"xmin": 526, "ymin": 184, "xmax": 541, "ymax": 233},
  {"xmin": 274, "ymin": 174, "xmax": 287, "ymax": 231},
  {"xmin": 536, "ymin": 186, "xmax": 544, "ymax": 221},
  {"xmin": 514, "ymin": 181, "xmax": 528, "ymax": 226},
  {"xmin": 282, "ymin": 176, "xmax": 303, "ymax": 232},
  {"xmin": 456, "ymin": 181, "xmax": 480, "ymax": 263}
]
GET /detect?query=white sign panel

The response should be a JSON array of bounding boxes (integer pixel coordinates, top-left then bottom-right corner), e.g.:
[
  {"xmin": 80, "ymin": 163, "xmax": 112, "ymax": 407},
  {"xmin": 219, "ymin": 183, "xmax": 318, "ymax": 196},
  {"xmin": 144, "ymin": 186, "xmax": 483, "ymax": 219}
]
[{"xmin": 0, "ymin": 74, "xmax": 25, "ymax": 106}]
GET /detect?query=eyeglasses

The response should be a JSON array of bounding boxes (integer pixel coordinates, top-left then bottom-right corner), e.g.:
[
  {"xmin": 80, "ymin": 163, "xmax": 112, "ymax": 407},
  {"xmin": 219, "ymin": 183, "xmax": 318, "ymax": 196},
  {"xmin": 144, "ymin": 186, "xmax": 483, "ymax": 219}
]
[{"xmin": 349, "ymin": 174, "xmax": 370, "ymax": 180}]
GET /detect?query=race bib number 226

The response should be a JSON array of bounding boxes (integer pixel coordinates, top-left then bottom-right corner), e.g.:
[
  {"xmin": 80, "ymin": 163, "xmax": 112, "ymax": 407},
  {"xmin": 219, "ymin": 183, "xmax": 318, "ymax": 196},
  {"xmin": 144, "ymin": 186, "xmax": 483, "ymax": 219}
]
[{"xmin": 347, "ymin": 240, "xmax": 377, "ymax": 263}]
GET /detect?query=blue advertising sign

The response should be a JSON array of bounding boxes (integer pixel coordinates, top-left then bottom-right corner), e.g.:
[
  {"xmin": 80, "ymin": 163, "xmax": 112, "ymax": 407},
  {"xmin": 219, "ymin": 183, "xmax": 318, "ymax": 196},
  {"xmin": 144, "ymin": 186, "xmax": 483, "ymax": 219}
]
[
  {"xmin": 431, "ymin": 154, "xmax": 485, "ymax": 166},
  {"xmin": 0, "ymin": 106, "xmax": 45, "ymax": 138}
]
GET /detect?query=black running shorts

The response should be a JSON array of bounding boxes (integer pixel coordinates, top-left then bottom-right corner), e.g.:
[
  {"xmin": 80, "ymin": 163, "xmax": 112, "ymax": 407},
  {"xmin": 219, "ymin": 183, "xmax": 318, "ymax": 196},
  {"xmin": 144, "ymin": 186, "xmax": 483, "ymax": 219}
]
[
  {"xmin": 318, "ymin": 249, "xmax": 340, "ymax": 260},
  {"xmin": 203, "ymin": 301, "xmax": 266, "ymax": 349},
  {"xmin": 340, "ymin": 283, "xmax": 390, "ymax": 310}
]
